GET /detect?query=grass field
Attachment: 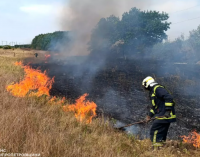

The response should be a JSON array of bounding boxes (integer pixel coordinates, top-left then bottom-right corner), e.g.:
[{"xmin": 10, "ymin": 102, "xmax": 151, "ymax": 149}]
[{"xmin": 0, "ymin": 50, "xmax": 199, "ymax": 157}]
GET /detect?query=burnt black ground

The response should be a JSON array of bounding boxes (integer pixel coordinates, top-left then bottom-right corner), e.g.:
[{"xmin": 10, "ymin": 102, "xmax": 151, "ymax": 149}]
[{"xmin": 28, "ymin": 57, "xmax": 200, "ymax": 139}]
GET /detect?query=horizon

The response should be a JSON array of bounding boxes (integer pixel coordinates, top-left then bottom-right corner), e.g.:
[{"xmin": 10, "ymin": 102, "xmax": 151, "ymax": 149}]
[{"xmin": 1, "ymin": 0, "xmax": 200, "ymax": 45}]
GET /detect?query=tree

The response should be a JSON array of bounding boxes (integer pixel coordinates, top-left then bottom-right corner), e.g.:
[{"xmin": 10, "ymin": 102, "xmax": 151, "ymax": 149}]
[
  {"xmin": 31, "ymin": 31, "xmax": 71, "ymax": 52},
  {"xmin": 151, "ymin": 35, "xmax": 186, "ymax": 62},
  {"xmin": 89, "ymin": 15, "xmax": 120, "ymax": 54},
  {"xmin": 120, "ymin": 8, "xmax": 170, "ymax": 54},
  {"xmin": 89, "ymin": 7, "xmax": 171, "ymax": 57},
  {"xmin": 188, "ymin": 25, "xmax": 200, "ymax": 52}
]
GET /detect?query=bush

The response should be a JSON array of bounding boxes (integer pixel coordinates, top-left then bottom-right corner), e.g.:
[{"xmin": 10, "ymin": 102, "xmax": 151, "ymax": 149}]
[
  {"xmin": 3, "ymin": 45, "xmax": 12, "ymax": 49},
  {"xmin": 0, "ymin": 46, "xmax": 3, "ymax": 49},
  {"xmin": 15, "ymin": 44, "xmax": 31, "ymax": 48}
]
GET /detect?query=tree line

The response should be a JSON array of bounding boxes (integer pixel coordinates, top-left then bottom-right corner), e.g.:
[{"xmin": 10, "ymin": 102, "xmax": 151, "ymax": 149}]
[
  {"xmin": 31, "ymin": 8, "xmax": 170, "ymax": 55},
  {"xmin": 150, "ymin": 25, "xmax": 200, "ymax": 63},
  {"xmin": 89, "ymin": 7, "xmax": 200, "ymax": 62},
  {"xmin": 30, "ymin": 7, "xmax": 200, "ymax": 63},
  {"xmin": 31, "ymin": 31, "xmax": 71, "ymax": 51}
]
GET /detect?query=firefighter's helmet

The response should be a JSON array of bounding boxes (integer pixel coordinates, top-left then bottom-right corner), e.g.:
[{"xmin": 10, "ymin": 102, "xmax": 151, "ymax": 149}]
[{"xmin": 142, "ymin": 76, "xmax": 155, "ymax": 88}]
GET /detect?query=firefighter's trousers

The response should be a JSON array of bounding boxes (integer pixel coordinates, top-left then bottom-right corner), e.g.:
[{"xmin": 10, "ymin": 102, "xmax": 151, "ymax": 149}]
[{"xmin": 150, "ymin": 122, "xmax": 170, "ymax": 146}]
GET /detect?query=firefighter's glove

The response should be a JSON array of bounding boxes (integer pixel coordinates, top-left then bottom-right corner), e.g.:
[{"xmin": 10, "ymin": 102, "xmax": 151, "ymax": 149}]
[
  {"xmin": 145, "ymin": 115, "xmax": 151, "ymax": 122},
  {"xmin": 164, "ymin": 110, "xmax": 171, "ymax": 118}
]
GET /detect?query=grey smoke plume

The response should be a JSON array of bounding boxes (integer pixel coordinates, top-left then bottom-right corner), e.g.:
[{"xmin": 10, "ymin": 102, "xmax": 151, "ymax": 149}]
[
  {"xmin": 59, "ymin": 0, "xmax": 152, "ymax": 56},
  {"xmin": 36, "ymin": 1, "xmax": 200, "ymax": 138}
]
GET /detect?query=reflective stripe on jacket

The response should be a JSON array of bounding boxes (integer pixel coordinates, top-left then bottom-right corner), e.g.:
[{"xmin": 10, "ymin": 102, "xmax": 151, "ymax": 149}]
[{"xmin": 149, "ymin": 84, "xmax": 176, "ymax": 123}]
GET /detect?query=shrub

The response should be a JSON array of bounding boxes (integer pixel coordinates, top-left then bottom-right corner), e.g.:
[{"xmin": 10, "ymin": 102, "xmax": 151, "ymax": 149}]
[{"xmin": 3, "ymin": 45, "xmax": 12, "ymax": 49}]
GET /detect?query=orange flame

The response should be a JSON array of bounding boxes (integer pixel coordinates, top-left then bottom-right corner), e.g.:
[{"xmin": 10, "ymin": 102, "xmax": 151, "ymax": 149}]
[
  {"xmin": 63, "ymin": 93, "xmax": 97, "ymax": 123},
  {"xmin": 45, "ymin": 54, "xmax": 51, "ymax": 59},
  {"xmin": 6, "ymin": 62, "xmax": 54, "ymax": 97},
  {"xmin": 57, "ymin": 97, "xmax": 66, "ymax": 104},
  {"xmin": 49, "ymin": 96, "xmax": 66, "ymax": 105},
  {"xmin": 45, "ymin": 54, "xmax": 51, "ymax": 63},
  {"xmin": 7, "ymin": 62, "xmax": 97, "ymax": 124},
  {"xmin": 181, "ymin": 131, "xmax": 200, "ymax": 148},
  {"xmin": 49, "ymin": 96, "xmax": 56, "ymax": 102},
  {"xmin": 15, "ymin": 61, "xmax": 23, "ymax": 66}
]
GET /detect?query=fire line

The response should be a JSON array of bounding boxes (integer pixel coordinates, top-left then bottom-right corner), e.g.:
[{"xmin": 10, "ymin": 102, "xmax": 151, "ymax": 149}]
[
  {"xmin": 6, "ymin": 61, "xmax": 97, "ymax": 123},
  {"xmin": 63, "ymin": 93, "xmax": 97, "ymax": 124},
  {"xmin": 6, "ymin": 62, "xmax": 54, "ymax": 97},
  {"xmin": 181, "ymin": 131, "xmax": 200, "ymax": 148}
]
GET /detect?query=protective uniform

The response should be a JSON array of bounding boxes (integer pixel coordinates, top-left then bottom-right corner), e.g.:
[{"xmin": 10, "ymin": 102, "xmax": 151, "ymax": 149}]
[
  {"xmin": 34, "ymin": 53, "xmax": 38, "ymax": 58},
  {"xmin": 142, "ymin": 77, "xmax": 176, "ymax": 148}
]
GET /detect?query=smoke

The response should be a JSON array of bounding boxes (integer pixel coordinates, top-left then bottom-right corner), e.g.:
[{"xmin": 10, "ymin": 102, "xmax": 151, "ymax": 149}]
[
  {"xmin": 30, "ymin": 0, "xmax": 200, "ymax": 138},
  {"xmin": 59, "ymin": 0, "xmax": 152, "ymax": 56}
]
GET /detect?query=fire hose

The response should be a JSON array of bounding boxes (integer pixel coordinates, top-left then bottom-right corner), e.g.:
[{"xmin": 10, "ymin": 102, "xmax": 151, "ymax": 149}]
[
  {"xmin": 116, "ymin": 116, "xmax": 169, "ymax": 130},
  {"xmin": 117, "ymin": 111, "xmax": 174, "ymax": 130},
  {"xmin": 117, "ymin": 118, "xmax": 155, "ymax": 130}
]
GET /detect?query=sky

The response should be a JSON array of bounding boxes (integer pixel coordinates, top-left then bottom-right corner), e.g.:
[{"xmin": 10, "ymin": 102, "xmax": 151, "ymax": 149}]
[{"xmin": 0, "ymin": 0, "xmax": 200, "ymax": 45}]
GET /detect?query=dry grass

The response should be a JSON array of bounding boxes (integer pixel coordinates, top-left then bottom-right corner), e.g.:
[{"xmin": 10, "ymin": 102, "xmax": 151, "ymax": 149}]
[
  {"xmin": 0, "ymin": 48, "xmax": 49, "ymax": 60},
  {"xmin": 0, "ymin": 55, "xmax": 200, "ymax": 157}
]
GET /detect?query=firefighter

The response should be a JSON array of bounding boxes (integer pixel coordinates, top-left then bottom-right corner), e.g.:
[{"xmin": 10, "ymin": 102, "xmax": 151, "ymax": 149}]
[
  {"xmin": 142, "ymin": 76, "xmax": 176, "ymax": 149},
  {"xmin": 34, "ymin": 53, "xmax": 38, "ymax": 58}
]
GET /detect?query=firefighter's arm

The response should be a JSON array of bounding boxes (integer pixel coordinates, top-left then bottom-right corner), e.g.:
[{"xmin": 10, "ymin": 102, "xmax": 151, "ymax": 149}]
[
  {"xmin": 147, "ymin": 92, "xmax": 156, "ymax": 118},
  {"xmin": 148, "ymin": 96, "xmax": 156, "ymax": 118},
  {"xmin": 148, "ymin": 107, "xmax": 155, "ymax": 118},
  {"xmin": 155, "ymin": 87, "xmax": 174, "ymax": 110},
  {"xmin": 146, "ymin": 107, "xmax": 155, "ymax": 121}
]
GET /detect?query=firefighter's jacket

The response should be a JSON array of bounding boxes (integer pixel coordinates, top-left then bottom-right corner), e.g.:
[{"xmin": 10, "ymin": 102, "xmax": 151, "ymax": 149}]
[{"xmin": 148, "ymin": 84, "xmax": 176, "ymax": 123}]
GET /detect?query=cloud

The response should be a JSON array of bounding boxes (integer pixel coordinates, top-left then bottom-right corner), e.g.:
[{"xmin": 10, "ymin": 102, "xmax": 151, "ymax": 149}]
[{"xmin": 20, "ymin": 5, "xmax": 53, "ymax": 14}]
